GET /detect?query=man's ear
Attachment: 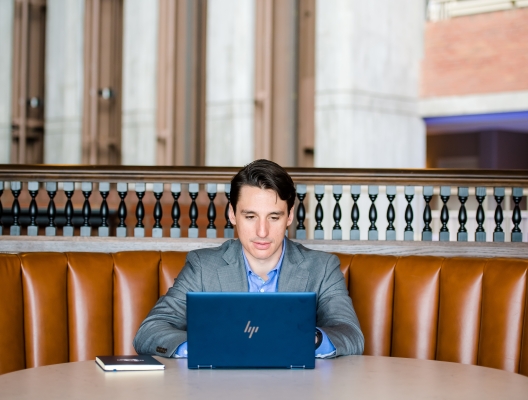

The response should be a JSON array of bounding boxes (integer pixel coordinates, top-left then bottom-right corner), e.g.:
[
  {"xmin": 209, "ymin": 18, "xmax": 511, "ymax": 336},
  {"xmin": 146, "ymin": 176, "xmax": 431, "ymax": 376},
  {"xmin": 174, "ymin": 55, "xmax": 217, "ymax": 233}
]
[
  {"xmin": 286, "ymin": 207, "xmax": 294, "ymax": 227},
  {"xmin": 228, "ymin": 204, "xmax": 236, "ymax": 225}
]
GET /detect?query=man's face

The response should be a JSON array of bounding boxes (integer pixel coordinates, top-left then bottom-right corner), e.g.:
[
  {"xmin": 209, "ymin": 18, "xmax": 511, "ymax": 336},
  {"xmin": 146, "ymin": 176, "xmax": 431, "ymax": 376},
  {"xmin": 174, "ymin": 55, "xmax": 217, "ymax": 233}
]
[{"xmin": 229, "ymin": 185, "xmax": 294, "ymax": 264}]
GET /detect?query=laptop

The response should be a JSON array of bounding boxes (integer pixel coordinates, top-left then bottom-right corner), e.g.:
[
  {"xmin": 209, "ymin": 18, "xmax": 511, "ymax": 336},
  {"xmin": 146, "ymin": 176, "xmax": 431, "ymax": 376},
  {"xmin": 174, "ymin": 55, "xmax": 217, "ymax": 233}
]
[{"xmin": 187, "ymin": 292, "xmax": 316, "ymax": 369}]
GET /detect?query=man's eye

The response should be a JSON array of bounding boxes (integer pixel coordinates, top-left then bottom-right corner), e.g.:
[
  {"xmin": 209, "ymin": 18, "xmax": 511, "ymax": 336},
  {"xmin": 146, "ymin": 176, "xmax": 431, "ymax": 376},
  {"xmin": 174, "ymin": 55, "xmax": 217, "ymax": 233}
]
[
  {"xmin": 270, "ymin": 216, "xmax": 279, "ymax": 221},
  {"xmin": 245, "ymin": 215, "xmax": 254, "ymax": 220}
]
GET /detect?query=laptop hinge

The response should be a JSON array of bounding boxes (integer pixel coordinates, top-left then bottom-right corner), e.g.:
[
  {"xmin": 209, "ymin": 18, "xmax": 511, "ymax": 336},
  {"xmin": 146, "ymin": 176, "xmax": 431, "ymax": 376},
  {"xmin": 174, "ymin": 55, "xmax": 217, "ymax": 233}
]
[
  {"xmin": 197, "ymin": 365, "xmax": 213, "ymax": 369},
  {"xmin": 290, "ymin": 365, "xmax": 306, "ymax": 369}
]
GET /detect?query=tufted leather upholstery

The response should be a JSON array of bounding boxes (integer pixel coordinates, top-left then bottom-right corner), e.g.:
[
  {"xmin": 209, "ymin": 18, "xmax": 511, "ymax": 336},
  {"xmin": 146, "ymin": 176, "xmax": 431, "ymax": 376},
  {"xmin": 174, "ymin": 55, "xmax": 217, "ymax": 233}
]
[{"xmin": 1, "ymin": 251, "xmax": 527, "ymax": 377}]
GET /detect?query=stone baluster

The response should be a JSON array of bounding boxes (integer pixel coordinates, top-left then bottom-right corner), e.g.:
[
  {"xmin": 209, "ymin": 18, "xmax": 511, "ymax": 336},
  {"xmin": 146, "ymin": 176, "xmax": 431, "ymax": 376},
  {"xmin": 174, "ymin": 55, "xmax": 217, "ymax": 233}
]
[
  {"xmin": 439, "ymin": 186, "xmax": 450, "ymax": 241},
  {"xmin": 314, "ymin": 185, "xmax": 325, "ymax": 240},
  {"xmin": 295, "ymin": 184, "xmax": 307, "ymax": 240},
  {"xmin": 116, "ymin": 182, "xmax": 128, "ymax": 237},
  {"xmin": 350, "ymin": 185, "xmax": 360, "ymax": 240},
  {"xmin": 0, "ymin": 181, "xmax": 3, "ymax": 235},
  {"xmin": 475, "ymin": 187, "xmax": 486, "ymax": 242},
  {"xmin": 134, "ymin": 183, "xmax": 146, "ymax": 238},
  {"xmin": 170, "ymin": 183, "xmax": 181, "ymax": 238},
  {"xmin": 457, "ymin": 187, "xmax": 468, "ymax": 242},
  {"xmin": 493, "ymin": 187, "xmax": 505, "ymax": 242},
  {"xmin": 80, "ymin": 182, "xmax": 92, "ymax": 237},
  {"xmin": 188, "ymin": 183, "xmax": 199, "ymax": 238},
  {"xmin": 45, "ymin": 182, "xmax": 58, "ymax": 236},
  {"xmin": 152, "ymin": 183, "xmax": 164, "ymax": 238},
  {"xmin": 224, "ymin": 183, "xmax": 234, "ymax": 239},
  {"xmin": 511, "ymin": 187, "xmax": 523, "ymax": 242},
  {"xmin": 368, "ymin": 186, "xmax": 378, "ymax": 241},
  {"xmin": 404, "ymin": 186, "xmax": 414, "ymax": 241},
  {"xmin": 332, "ymin": 185, "xmax": 342, "ymax": 240},
  {"xmin": 206, "ymin": 184, "xmax": 217, "ymax": 238},
  {"xmin": 27, "ymin": 181, "xmax": 39, "ymax": 236},
  {"xmin": 422, "ymin": 186, "xmax": 433, "ymax": 241},
  {"xmin": 63, "ymin": 182, "xmax": 74, "ymax": 236},
  {"xmin": 98, "ymin": 182, "xmax": 110, "ymax": 237},
  {"xmin": 10, "ymin": 182, "xmax": 21, "ymax": 236},
  {"xmin": 386, "ymin": 186, "xmax": 396, "ymax": 241}
]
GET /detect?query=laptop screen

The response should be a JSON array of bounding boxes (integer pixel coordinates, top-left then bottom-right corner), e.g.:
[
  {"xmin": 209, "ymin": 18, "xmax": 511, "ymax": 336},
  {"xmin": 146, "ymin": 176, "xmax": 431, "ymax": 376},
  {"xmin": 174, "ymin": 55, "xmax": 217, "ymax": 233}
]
[{"xmin": 187, "ymin": 292, "xmax": 316, "ymax": 369}]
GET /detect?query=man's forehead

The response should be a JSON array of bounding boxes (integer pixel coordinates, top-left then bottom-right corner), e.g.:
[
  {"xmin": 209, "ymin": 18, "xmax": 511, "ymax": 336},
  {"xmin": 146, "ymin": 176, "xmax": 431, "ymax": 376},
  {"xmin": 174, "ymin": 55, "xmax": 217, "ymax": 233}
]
[
  {"xmin": 237, "ymin": 186, "xmax": 287, "ymax": 207},
  {"xmin": 240, "ymin": 209, "xmax": 285, "ymax": 214}
]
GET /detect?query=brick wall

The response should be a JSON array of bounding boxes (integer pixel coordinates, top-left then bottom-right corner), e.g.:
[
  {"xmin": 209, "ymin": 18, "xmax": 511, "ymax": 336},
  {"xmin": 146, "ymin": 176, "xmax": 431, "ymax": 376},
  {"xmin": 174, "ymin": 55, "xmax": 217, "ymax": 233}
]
[{"xmin": 421, "ymin": 8, "xmax": 528, "ymax": 97}]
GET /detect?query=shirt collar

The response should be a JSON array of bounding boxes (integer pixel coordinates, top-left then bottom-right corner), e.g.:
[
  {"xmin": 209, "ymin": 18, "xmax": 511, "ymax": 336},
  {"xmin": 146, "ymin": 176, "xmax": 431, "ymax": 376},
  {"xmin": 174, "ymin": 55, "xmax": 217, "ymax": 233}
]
[{"xmin": 242, "ymin": 238, "xmax": 286, "ymax": 278}]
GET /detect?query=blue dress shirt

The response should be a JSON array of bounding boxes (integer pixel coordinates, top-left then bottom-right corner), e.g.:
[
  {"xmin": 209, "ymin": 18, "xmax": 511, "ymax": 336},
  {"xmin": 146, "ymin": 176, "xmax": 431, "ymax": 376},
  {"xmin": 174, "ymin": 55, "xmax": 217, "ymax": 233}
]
[{"xmin": 174, "ymin": 239, "xmax": 336, "ymax": 358}]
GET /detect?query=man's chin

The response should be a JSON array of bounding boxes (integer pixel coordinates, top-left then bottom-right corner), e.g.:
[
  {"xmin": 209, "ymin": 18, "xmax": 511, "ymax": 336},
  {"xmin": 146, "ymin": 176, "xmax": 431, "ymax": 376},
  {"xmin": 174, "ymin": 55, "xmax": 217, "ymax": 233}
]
[{"xmin": 248, "ymin": 247, "xmax": 275, "ymax": 260}]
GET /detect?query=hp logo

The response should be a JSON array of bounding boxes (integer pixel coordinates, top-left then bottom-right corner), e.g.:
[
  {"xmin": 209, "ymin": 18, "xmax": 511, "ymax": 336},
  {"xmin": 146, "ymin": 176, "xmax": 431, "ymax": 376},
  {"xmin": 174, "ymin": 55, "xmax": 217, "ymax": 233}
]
[{"xmin": 244, "ymin": 321, "xmax": 259, "ymax": 338}]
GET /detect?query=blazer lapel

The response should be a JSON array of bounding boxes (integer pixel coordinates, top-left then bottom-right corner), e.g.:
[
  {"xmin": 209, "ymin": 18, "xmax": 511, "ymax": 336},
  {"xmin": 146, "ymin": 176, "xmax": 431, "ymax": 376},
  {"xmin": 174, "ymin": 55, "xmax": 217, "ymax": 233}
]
[
  {"xmin": 217, "ymin": 240, "xmax": 248, "ymax": 292},
  {"xmin": 278, "ymin": 239, "xmax": 309, "ymax": 292}
]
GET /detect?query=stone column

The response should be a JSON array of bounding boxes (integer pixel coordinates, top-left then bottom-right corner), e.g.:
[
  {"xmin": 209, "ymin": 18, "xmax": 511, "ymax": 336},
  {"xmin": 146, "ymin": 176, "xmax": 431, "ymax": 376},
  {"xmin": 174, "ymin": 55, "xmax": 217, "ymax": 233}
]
[
  {"xmin": 121, "ymin": 0, "xmax": 158, "ymax": 166},
  {"xmin": 205, "ymin": 0, "xmax": 255, "ymax": 166},
  {"xmin": 0, "ymin": 1, "xmax": 14, "ymax": 163},
  {"xmin": 44, "ymin": 0, "xmax": 85, "ymax": 164},
  {"xmin": 315, "ymin": 0, "xmax": 426, "ymax": 169}
]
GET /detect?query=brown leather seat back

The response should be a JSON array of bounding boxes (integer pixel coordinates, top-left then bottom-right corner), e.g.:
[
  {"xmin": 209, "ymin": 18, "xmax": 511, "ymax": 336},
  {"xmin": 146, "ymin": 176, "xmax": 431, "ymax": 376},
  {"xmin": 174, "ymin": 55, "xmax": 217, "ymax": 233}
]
[
  {"xmin": 1, "ymin": 250, "xmax": 528, "ymax": 377},
  {"xmin": 159, "ymin": 252, "xmax": 188, "ymax": 296},
  {"xmin": 20, "ymin": 253, "xmax": 69, "ymax": 369},
  {"xmin": 436, "ymin": 257, "xmax": 484, "ymax": 366},
  {"xmin": 348, "ymin": 254, "xmax": 396, "ymax": 356},
  {"xmin": 521, "ymin": 288, "xmax": 528, "ymax": 376},
  {"xmin": 347, "ymin": 254, "xmax": 528, "ymax": 375},
  {"xmin": 67, "ymin": 253, "xmax": 114, "ymax": 362},
  {"xmin": 334, "ymin": 253, "xmax": 354, "ymax": 290},
  {"xmin": 113, "ymin": 251, "xmax": 161, "ymax": 355},
  {"xmin": 478, "ymin": 258, "xmax": 527, "ymax": 372},
  {"xmin": 0, "ymin": 254, "xmax": 25, "ymax": 374},
  {"xmin": 391, "ymin": 256, "xmax": 443, "ymax": 360}
]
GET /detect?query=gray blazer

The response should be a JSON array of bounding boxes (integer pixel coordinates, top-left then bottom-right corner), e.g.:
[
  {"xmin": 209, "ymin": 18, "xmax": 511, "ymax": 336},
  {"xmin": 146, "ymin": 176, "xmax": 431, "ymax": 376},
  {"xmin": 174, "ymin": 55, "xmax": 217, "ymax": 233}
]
[{"xmin": 133, "ymin": 238, "xmax": 364, "ymax": 357}]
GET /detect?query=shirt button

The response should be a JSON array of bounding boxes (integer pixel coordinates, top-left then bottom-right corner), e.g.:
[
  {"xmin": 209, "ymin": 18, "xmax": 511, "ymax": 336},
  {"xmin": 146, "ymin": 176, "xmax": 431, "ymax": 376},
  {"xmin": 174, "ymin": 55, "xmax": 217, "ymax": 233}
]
[{"xmin": 260, "ymin": 288, "xmax": 265, "ymax": 292}]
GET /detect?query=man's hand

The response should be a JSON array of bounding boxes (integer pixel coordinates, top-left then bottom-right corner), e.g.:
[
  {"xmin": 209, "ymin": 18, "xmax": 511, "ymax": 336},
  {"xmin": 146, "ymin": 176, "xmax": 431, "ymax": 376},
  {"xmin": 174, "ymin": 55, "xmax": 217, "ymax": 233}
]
[{"xmin": 315, "ymin": 329, "xmax": 323, "ymax": 349}]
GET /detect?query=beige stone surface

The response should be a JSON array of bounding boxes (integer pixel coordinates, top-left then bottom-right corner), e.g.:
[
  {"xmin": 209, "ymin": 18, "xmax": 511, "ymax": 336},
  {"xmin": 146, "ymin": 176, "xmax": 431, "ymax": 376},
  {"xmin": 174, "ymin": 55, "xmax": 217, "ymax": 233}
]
[{"xmin": 1, "ymin": 356, "xmax": 528, "ymax": 399}]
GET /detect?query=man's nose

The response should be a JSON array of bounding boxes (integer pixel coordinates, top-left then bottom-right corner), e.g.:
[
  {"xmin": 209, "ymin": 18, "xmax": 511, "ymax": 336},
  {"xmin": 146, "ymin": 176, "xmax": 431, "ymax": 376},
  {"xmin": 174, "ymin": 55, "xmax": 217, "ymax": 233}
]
[{"xmin": 256, "ymin": 219, "xmax": 269, "ymax": 237}]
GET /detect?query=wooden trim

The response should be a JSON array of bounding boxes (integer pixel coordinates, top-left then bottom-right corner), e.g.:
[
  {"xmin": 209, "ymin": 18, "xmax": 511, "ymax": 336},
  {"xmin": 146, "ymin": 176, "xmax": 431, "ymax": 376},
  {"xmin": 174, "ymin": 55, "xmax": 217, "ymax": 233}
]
[
  {"xmin": 1, "ymin": 236, "xmax": 527, "ymax": 259},
  {"xmin": 254, "ymin": 0, "xmax": 298, "ymax": 166},
  {"xmin": 156, "ymin": 0, "xmax": 207, "ymax": 166},
  {"xmin": 18, "ymin": 0, "xmax": 29, "ymax": 163},
  {"xmin": 254, "ymin": 0, "xmax": 273, "ymax": 160},
  {"xmin": 297, "ymin": 0, "xmax": 315, "ymax": 168},
  {"xmin": 1, "ymin": 164, "xmax": 528, "ymax": 186},
  {"xmin": 82, "ymin": 0, "xmax": 123, "ymax": 165},
  {"xmin": 156, "ymin": 0, "xmax": 175, "ymax": 166},
  {"xmin": 196, "ymin": 0, "xmax": 207, "ymax": 166},
  {"xmin": 11, "ymin": 0, "xmax": 46, "ymax": 164},
  {"xmin": 89, "ymin": 0, "xmax": 100, "ymax": 164}
]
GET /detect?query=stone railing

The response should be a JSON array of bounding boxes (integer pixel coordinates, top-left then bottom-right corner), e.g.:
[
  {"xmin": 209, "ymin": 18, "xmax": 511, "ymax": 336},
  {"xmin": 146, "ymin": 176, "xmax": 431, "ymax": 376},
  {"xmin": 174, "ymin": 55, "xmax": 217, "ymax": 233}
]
[{"xmin": 0, "ymin": 165, "xmax": 527, "ymax": 257}]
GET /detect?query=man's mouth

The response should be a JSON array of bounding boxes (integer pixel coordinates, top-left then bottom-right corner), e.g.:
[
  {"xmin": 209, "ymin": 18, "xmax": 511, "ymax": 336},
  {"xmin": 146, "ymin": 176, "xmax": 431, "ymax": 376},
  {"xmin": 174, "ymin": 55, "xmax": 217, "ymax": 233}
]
[{"xmin": 252, "ymin": 241, "xmax": 272, "ymax": 250}]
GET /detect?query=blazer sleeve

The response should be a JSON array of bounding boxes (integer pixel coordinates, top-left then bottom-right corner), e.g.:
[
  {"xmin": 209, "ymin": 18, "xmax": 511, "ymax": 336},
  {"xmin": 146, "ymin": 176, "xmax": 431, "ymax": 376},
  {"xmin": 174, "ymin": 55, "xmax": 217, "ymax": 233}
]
[
  {"xmin": 133, "ymin": 251, "xmax": 203, "ymax": 357},
  {"xmin": 316, "ymin": 254, "xmax": 365, "ymax": 356}
]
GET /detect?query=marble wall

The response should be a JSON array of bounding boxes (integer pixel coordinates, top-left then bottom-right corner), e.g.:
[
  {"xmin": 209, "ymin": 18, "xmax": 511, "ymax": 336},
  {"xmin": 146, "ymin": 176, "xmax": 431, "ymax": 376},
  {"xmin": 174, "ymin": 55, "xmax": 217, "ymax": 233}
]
[
  {"xmin": 0, "ymin": 0, "xmax": 14, "ymax": 163},
  {"xmin": 121, "ymin": 0, "xmax": 158, "ymax": 166},
  {"xmin": 205, "ymin": 0, "xmax": 255, "ymax": 167},
  {"xmin": 44, "ymin": 0, "xmax": 84, "ymax": 164},
  {"xmin": 1, "ymin": 0, "xmax": 426, "ymax": 169},
  {"xmin": 315, "ymin": 0, "xmax": 426, "ymax": 168}
]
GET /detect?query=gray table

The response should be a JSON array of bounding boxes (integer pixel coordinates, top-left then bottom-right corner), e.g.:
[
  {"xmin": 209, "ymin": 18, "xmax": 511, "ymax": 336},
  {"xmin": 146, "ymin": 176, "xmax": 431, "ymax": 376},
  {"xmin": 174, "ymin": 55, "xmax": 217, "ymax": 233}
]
[{"xmin": 1, "ymin": 356, "xmax": 527, "ymax": 399}]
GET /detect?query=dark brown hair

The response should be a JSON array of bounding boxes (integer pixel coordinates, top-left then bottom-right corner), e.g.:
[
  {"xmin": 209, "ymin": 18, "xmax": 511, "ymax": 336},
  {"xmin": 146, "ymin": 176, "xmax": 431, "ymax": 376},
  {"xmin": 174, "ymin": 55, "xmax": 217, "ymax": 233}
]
[{"xmin": 230, "ymin": 159, "xmax": 296, "ymax": 213}]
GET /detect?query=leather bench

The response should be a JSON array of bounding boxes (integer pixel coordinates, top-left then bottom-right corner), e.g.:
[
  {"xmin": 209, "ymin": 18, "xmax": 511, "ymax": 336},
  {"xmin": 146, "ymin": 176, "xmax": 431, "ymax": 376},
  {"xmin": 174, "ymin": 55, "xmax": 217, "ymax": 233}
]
[{"xmin": 1, "ymin": 251, "xmax": 527, "ymax": 376}]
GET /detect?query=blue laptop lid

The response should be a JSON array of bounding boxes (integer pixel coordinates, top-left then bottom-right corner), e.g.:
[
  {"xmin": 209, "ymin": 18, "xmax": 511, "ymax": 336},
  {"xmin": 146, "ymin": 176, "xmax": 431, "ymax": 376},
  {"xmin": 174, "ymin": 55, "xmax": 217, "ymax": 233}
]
[{"xmin": 187, "ymin": 292, "xmax": 316, "ymax": 369}]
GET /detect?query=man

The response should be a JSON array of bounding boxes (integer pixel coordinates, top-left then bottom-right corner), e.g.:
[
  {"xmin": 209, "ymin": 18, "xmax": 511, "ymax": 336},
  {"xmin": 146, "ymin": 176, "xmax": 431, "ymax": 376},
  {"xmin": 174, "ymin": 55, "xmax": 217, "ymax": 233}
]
[{"xmin": 133, "ymin": 159, "xmax": 364, "ymax": 358}]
